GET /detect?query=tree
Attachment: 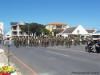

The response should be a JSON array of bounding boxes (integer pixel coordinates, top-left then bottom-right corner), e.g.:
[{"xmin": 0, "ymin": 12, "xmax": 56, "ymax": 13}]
[
  {"xmin": 40, "ymin": 28, "xmax": 50, "ymax": 35},
  {"xmin": 21, "ymin": 22, "xmax": 45, "ymax": 36},
  {"xmin": 53, "ymin": 29, "xmax": 63, "ymax": 36}
]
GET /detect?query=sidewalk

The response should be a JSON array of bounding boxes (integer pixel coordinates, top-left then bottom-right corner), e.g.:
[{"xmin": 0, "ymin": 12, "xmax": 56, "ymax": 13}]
[
  {"xmin": 0, "ymin": 52, "xmax": 8, "ymax": 67},
  {"xmin": 0, "ymin": 48, "xmax": 22, "ymax": 75}
]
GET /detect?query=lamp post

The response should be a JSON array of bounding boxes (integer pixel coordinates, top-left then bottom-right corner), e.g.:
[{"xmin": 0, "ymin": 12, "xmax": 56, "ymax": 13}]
[
  {"xmin": 28, "ymin": 24, "xmax": 29, "ymax": 46},
  {"xmin": 5, "ymin": 25, "xmax": 11, "ymax": 66},
  {"xmin": 8, "ymin": 44, "xmax": 10, "ymax": 66}
]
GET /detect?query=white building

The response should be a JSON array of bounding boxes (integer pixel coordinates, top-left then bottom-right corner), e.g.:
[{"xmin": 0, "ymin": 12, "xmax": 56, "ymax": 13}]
[
  {"xmin": 0, "ymin": 22, "xmax": 4, "ymax": 35},
  {"xmin": 59, "ymin": 25, "xmax": 95, "ymax": 38},
  {"xmin": 86, "ymin": 28, "xmax": 96, "ymax": 35},
  {"xmin": 45, "ymin": 22, "xmax": 69, "ymax": 32},
  {"xmin": 92, "ymin": 30, "xmax": 100, "ymax": 41},
  {"xmin": 5, "ymin": 31, "xmax": 12, "ymax": 40},
  {"xmin": 11, "ymin": 22, "xmax": 27, "ymax": 38}
]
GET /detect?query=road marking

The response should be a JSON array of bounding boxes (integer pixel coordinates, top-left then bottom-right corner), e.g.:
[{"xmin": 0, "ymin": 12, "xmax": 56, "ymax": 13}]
[
  {"xmin": 38, "ymin": 73, "xmax": 54, "ymax": 75},
  {"xmin": 46, "ymin": 50, "xmax": 100, "ymax": 66},
  {"xmin": 48, "ymin": 47, "xmax": 86, "ymax": 53},
  {"xmin": 46, "ymin": 51, "xmax": 70, "ymax": 57},
  {"xmin": 5, "ymin": 49, "xmax": 38, "ymax": 75}
]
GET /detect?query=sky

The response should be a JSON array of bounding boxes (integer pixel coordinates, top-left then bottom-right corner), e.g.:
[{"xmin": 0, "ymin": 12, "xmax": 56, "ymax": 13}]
[{"xmin": 0, "ymin": 0, "xmax": 100, "ymax": 34}]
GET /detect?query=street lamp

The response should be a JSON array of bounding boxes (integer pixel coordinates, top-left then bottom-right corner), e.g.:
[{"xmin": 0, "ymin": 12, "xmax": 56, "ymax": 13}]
[
  {"xmin": 7, "ymin": 44, "xmax": 10, "ymax": 66},
  {"xmin": 28, "ymin": 24, "xmax": 29, "ymax": 46},
  {"xmin": 7, "ymin": 35, "xmax": 12, "ymax": 66}
]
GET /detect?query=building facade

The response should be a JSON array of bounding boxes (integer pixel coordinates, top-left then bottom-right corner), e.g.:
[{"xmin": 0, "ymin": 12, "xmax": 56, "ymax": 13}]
[
  {"xmin": 0, "ymin": 22, "xmax": 4, "ymax": 40},
  {"xmin": 86, "ymin": 29, "xmax": 96, "ymax": 35},
  {"xmin": 5, "ymin": 31, "xmax": 12, "ymax": 40},
  {"xmin": 0, "ymin": 22, "xmax": 4, "ymax": 35},
  {"xmin": 59, "ymin": 25, "xmax": 95, "ymax": 38},
  {"xmin": 45, "ymin": 22, "xmax": 69, "ymax": 32},
  {"xmin": 92, "ymin": 30, "xmax": 100, "ymax": 41},
  {"xmin": 11, "ymin": 22, "xmax": 27, "ymax": 38}
]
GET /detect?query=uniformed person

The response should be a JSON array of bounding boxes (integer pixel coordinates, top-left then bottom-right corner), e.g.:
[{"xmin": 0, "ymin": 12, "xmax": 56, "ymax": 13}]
[{"xmin": 67, "ymin": 37, "xmax": 72, "ymax": 48}]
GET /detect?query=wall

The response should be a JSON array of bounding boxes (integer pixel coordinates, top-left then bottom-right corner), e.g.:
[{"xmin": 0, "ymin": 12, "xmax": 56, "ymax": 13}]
[
  {"xmin": 72, "ymin": 25, "xmax": 88, "ymax": 35},
  {"xmin": 0, "ymin": 22, "xmax": 4, "ymax": 35}
]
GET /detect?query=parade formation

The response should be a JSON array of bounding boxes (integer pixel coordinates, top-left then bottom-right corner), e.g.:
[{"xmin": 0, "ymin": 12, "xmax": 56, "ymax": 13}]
[
  {"xmin": 12, "ymin": 36, "xmax": 84, "ymax": 48},
  {"xmin": 10, "ymin": 35, "xmax": 100, "ymax": 53},
  {"xmin": 0, "ymin": 1, "xmax": 100, "ymax": 75}
]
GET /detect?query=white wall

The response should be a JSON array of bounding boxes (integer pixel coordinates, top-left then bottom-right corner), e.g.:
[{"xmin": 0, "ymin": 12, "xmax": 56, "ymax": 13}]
[
  {"xmin": 5, "ymin": 31, "xmax": 12, "ymax": 40},
  {"xmin": 62, "ymin": 33, "xmax": 68, "ymax": 38},
  {"xmin": 63, "ymin": 25, "xmax": 70, "ymax": 29},
  {"xmin": 0, "ymin": 22, "xmax": 4, "ymax": 35},
  {"xmin": 72, "ymin": 25, "xmax": 88, "ymax": 35},
  {"xmin": 45, "ymin": 25, "xmax": 49, "ymax": 30}
]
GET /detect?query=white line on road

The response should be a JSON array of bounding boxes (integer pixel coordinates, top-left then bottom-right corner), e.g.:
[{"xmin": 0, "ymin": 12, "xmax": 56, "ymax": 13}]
[
  {"xmin": 48, "ymin": 47, "xmax": 86, "ymax": 53},
  {"xmin": 46, "ymin": 50, "xmax": 70, "ymax": 57},
  {"xmin": 38, "ymin": 72, "xmax": 55, "ymax": 75},
  {"xmin": 46, "ymin": 50, "xmax": 100, "ymax": 66}
]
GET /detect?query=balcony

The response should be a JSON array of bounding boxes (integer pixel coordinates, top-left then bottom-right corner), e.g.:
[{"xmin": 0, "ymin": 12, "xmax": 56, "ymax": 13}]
[
  {"xmin": 12, "ymin": 29, "xmax": 17, "ymax": 31},
  {"xmin": 11, "ymin": 22, "xmax": 18, "ymax": 25}
]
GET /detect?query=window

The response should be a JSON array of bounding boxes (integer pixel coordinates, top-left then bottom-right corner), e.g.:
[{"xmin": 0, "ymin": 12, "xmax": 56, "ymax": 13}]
[
  {"xmin": 92, "ymin": 35, "xmax": 100, "ymax": 38},
  {"xmin": 12, "ymin": 26, "xmax": 17, "ymax": 30},
  {"xmin": 77, "ymin": 30, "xmax": 80, "ymax": 34},
  {"xmin": 56, "ymin": 25, "xmax": 62, "ymax": 28},
  {"xmin": 52, "ymin": 25, "xmax": 56, "ymax": 29}
]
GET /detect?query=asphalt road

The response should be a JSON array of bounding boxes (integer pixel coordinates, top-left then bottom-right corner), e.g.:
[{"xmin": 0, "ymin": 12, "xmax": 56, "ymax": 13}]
[{"xmin": 7, "ymin": 45, "xmax": 100, "ymax": 75}]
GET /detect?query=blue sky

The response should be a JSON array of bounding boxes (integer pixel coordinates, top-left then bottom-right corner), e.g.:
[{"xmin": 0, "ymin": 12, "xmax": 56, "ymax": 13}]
[{"xmin": 0, "ymin": 0, "xmax": 100, "ymax": 34}]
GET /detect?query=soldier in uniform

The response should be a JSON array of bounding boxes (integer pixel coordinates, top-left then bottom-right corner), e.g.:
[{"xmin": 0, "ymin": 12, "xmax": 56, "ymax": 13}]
[
  {"xmin": 33, "ymin": 37, "xmax": 36, "ymax": 47},
  {"xmin": 31, "ymin": 37, "xmax": 34, "ymax": 47},
  {"xmin": 36, "ymin": 37, "xmax": 39, "ymax": 47},
  {"xmin": 67, "ymin": 37, "xmax": 72, "ymax": 48},
  {"xmin": 61, "ymin": 37, "xmax": 64, "ymax": 46},
  {"xmin": 46, "ymin": 37, "xmax": 49, "ymax": 47},
  {"xmin": 55, "ymin": 37, "xmax": 59, "ymax": 46},
  {"xmin": 65, "ymin": 37, "xmax": 69, "ymax": 48},
  {"xmin": 16, "ymin": 37, "xmax": 20, "ymax": 48},
  {"xmin": 29, "ymin": 37, "xmax": 32, "ymax": 47},
  {"xmin": 51, "ymin": 37, "xmax": 54, "ymax": 46},
  {"xmin": 77, "ymin": 36, "xmax": 80, "ymax": 45},
  {"xmin": 40, "ymin": 37, "xmax": 43, "ymax": 47},
  {"xmin": 13, "ymin": 37, "xmax": 17, "ymax": 47},
  {"xmin": 74, "ymin": 37, "xmax": 77, "ymax": 46},
  {"xmin": 44, "ymin": 37, "xmax": 47, "ymax": 47},
  {"xmin": 21, "ymin": 37, "xmax": 24, "ymax": 46}
]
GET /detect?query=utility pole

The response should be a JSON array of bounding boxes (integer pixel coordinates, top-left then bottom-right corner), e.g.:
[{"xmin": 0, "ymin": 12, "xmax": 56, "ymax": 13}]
[
  {"xmin": 28, "ymin": 24, "xmax": 29, "ymax": 46},
  {"xmin": 8, "ymin": 44, "xmax": 10, "ymax": 66}
]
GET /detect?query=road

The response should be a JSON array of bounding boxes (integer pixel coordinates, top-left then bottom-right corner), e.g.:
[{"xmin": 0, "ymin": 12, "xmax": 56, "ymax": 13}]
[{"xmin": 6, "ymin": 45, "xmax": 100, "ymax": 75}]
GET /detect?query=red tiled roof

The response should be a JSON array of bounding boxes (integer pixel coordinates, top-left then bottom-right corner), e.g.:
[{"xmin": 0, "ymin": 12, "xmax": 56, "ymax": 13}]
[
  {"xmin": 47, "ymin": 22, "xmax": 68, "ymax": 26},
  {"xmin": 86, "ymin": 29, "xmax": 95, "ymax": 33}
]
